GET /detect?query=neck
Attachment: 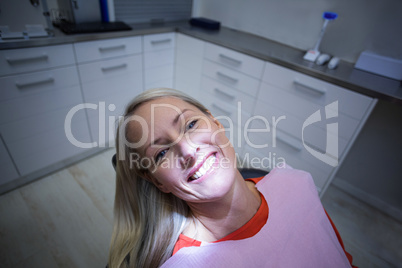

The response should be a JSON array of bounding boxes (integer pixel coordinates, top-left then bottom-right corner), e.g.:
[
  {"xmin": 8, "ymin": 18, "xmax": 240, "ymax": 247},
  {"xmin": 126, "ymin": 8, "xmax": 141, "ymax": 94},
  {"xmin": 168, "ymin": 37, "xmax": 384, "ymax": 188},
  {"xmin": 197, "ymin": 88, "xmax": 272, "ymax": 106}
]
[{"xmin": 185, "ymin": 173, "xmax": 261, "ymax": 242}]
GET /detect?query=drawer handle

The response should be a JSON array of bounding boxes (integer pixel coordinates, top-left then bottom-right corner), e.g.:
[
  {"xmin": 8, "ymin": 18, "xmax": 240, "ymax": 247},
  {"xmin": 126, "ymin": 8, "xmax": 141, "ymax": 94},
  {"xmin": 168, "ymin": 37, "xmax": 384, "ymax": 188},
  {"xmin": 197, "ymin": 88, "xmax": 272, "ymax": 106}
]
[
  {"xmin": 216, "ymin": 71, "xmax": 239, "ymax": 84},
  {"xmin": 101, "ymin": 63, "xmax": 128, "ymax": 72},
  {"xmin": 98, "ymin": 44, "xmax": 126, "ymax": 52},
  {"xmin": 276, "ymin": 134, "xmax": 302, "ymax": 151},
  {"xmin": 151, "ymin": 38, "xmax": 172, "ymax": 45},
  {"xmin": 214, "ymin": 88, "xmax": 235, "ymax": 99},
  {"xmin": 294, "ymin": 79, "xmax": 327, "ymax": 95},
  {"xmin": 6, "ymin": 53, "xmax": 48, "ymax": 64},
  {"xmin": 15, "ymin": 77, "xmax": 54, "ymax": 88},
  {"xmin": 219, "ymin": 53, "xmax": 242, "ymax": 66},
  {"xmin": 212, "ymin": 103, "xmax": 232, "ymax": 116}
]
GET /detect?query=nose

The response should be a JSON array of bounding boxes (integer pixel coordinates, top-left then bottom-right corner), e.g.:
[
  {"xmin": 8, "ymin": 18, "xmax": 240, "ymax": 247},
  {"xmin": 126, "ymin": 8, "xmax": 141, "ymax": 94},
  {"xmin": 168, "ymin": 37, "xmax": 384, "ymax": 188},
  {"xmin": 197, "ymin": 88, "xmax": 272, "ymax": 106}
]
[{"xmin": 175, "ymin": 138, "xmax": 199, "ymax": 169}]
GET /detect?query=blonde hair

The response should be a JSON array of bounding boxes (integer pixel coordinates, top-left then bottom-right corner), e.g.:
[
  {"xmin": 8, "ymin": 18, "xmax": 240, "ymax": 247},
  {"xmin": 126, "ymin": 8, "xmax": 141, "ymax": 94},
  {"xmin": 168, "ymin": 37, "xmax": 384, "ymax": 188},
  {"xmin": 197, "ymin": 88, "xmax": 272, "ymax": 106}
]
[{"xmin": 108, "ymin": 88, "xmax": 210, "ymax": 268}]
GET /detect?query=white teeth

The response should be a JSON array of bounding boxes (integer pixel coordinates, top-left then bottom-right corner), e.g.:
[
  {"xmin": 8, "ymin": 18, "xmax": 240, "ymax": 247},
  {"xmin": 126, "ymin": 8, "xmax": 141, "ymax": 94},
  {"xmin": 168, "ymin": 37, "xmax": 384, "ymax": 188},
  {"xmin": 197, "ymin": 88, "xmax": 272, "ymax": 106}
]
[{"xmin": 190, "ymin": 155, "xmax": 216, "ymax": 180}]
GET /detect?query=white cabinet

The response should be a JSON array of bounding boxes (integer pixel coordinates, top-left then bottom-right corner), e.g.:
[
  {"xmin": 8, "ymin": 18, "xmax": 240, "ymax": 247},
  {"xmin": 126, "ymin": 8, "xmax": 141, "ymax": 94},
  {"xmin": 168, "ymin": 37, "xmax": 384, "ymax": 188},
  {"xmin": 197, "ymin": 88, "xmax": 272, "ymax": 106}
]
[
  {"xmin": 0, "ymin": 31, "xmax": 377, "ymax": 197},
  {"xmin": 74, "ymin": 36, "xmax": 143, "ymax": 147},
  {"xmin": 198, "ymin": 40, "xmax": 375, "ymax": 196},
  {"xmin": 243, "ymin": 61, "xmax": 376, "ymax": 194},
  {"xmin": 174, "ymin": 33, "xmax": 205, "ymax": 98},
  {"xmin": 143, "ymin": 33, "xmax": 175, "ymax": 89},
  {"xmin": 0, "ymin": 136, "xmax": 19, "ymax": 185},
  {"xmin": 200, "ymin": 43, "xmax": 265, "ymax": 156},
  {"xmin": 0, "ymin": 44, "xmax": 91, "ymax": 179}
]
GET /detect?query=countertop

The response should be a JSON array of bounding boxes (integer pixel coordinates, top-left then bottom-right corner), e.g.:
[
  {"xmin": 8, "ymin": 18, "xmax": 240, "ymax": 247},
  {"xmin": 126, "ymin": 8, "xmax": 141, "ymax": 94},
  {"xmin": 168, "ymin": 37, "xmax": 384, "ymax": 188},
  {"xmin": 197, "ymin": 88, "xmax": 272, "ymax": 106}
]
[{"xmin": 1, "ymin": 20, "xmax": 401, "ymax": 104}]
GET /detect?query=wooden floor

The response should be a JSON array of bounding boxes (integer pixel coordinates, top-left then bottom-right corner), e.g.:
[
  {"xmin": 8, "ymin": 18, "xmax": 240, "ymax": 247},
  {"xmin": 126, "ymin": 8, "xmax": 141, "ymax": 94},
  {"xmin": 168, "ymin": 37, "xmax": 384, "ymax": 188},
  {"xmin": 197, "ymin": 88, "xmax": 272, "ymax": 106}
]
[{"xmin": 0, "ymin": 149, "xmax": 401, "ymax": 267}]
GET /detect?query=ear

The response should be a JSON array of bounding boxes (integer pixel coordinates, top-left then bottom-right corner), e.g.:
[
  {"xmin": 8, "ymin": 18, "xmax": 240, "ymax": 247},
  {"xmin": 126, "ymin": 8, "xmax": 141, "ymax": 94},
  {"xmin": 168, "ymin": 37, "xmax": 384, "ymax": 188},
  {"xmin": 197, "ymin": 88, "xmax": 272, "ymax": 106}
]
[
  {"xmin": 142, "ymin": 171, "xmax": 171, "ymax": 193},
  {"xmin": 205, "ymin": 110, "xmax": 224, "ymax": 129}
]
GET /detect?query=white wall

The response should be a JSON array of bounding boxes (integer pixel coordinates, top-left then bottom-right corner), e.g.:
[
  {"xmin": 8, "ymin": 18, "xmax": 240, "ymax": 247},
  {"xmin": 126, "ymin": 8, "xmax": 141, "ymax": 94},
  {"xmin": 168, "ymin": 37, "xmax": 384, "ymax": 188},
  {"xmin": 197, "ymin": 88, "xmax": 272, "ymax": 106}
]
[{"xmin": 192, "ymin": 0, "xmax": 402, "ymax": 63}]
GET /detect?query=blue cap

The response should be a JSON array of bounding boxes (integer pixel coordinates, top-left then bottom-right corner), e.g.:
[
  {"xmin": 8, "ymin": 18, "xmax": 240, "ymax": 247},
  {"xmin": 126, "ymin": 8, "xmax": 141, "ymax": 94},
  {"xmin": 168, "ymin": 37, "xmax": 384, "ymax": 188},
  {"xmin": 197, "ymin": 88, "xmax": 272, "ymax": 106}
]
[{"xmin": 323, "ymin": 12, "xmax": 338, "ymax": 20}]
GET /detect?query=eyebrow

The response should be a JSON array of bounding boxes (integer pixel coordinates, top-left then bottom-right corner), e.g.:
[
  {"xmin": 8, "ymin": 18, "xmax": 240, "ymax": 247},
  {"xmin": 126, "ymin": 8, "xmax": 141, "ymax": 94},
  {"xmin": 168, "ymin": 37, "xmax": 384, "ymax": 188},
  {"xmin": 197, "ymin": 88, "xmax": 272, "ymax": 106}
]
[{"xmin": 145, "ymin": 108, "xmax": 192, "ymax": 154}]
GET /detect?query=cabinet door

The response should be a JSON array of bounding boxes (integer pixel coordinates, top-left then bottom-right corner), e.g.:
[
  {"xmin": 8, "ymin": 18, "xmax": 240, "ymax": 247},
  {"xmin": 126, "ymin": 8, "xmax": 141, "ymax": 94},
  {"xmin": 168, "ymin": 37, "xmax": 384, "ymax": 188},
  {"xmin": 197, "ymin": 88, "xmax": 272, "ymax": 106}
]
[
  {"xmin": 0, "ymin": 136, "xmax": 19, "ymax": 185},
  {"xmin": 174, "ymin": 33, "xmax": 205, "ymax": 98},
  {"xmin": 78, "ymin": 54, "xmax": 143, "ymax": 146},
  {"xmin": 0, "ymin": 66, "xmax": 92, "ymax": 176},
  {"xmin": 202, "ymin": 60, "xmax": 260, "ymax": 97},
  {"xmin": 4, "ymin": 109, "xmax": 91, "ymax": 176},
  {"xmin": 143, "ymin": 33, "xmax": 175, "ymax": 89}
]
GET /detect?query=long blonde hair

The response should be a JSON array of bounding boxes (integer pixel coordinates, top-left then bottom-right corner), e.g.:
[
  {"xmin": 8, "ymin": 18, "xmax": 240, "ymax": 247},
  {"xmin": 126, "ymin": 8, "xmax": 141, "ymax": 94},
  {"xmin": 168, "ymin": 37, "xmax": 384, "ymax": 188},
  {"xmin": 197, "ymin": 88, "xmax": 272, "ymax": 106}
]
[{"xmin": 108, "ymin": 88, "xmax": 211, "ymax": 268}]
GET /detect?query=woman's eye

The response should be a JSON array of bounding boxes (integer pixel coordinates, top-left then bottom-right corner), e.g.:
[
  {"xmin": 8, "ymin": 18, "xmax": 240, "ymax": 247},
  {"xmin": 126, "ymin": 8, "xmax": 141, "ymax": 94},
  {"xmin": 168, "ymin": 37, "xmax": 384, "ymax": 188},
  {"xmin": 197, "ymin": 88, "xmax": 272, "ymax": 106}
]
[
  {"xmin": 155, "ymin": 149, "xmax": 168, "ymax": 163},
  {"xmin": 187, "ymin": 120, "xmax": 198, "ymax": 130}
]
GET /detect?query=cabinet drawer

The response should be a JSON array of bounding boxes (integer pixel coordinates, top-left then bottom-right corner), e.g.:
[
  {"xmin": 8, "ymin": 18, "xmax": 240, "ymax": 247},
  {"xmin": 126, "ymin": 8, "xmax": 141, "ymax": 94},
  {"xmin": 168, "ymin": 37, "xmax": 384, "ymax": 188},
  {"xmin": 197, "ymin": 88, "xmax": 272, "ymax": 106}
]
[
  {"xmin": 78, "ymin": 54, "xmax": 142, "ymax": 84},
  {"xmin": 204, "ymin": 43, "xmax": 264, "ymax": 79},
  {"xmin": 74, "ymin": 36, "xmax": 142, "ymax": 63},
  {"xmin": 144, "ymin": 48, "xmax": 174, "ymax": 69},
  {"xmin": 201, "ymin": 76, "xmax": 255, "ymax": 113},
  {"xmin": 242, "ymin": 145, "xmax": 329, "ymax": 192},
  {"xmin": 258, "ymin": 82, "xmax": 361, "ymax": 141},
  {"xmin": 200, "ymin": 97, "xmax": 251, "ymax": 128},
  {"xmin": 81, "ymin": 68, "xmax": 143, "ymax": 102},
  {"xmin": 0, "ymin": 66, "xmax": 80, "ymax": 102},
  {"xmin": 248, "ymin": 109, "xmax": 348, "ymax": 161},
  {"xmin": 203, "ymin": 60, "xmax": 260, "ymax": 97},
  {"xmin": 85, "ymin": 86, "xmax": 143, "ymax": 147},
  {"xmin": 143, "ymin": 33, "xmax": 175, "ymax": 52},
  {"xmin": 245, "ymin": 125, "xmax": 334, "ymax": 174},
  {"xmin": 0, "ymin": 106, "xmax": 81, "ymax": 144},
  {"xmin": 263, "ymin": 61, "xmax": 372, "ymax": 120},
  {"xmin": 0, "ymin": 85, "xmax": 83, "ymax": 125},
  {"xmin": 0, "ymin": 44, "xmax": 75, "ymax": 76}
]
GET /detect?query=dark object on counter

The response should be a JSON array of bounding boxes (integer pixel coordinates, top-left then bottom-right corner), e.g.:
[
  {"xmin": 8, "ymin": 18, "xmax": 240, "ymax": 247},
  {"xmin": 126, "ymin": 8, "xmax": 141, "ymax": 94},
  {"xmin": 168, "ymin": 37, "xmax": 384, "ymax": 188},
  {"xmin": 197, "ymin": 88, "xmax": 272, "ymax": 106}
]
[
  {"xmin": 189, "ymin": 17, "xmax": 220, "ymax": 30},
  {"xmin": 54, "ymin": 21, "xmax": 132, "ymax": 34}
]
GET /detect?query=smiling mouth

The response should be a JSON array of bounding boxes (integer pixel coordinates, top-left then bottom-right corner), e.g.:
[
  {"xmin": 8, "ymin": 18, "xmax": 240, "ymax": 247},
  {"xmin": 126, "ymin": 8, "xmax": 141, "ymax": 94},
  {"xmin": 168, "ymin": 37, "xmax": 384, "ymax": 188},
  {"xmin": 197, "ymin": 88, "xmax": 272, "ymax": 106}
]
[{"xmin": 188, "ymin": 154, "xmax": 216, "ymax": 182}]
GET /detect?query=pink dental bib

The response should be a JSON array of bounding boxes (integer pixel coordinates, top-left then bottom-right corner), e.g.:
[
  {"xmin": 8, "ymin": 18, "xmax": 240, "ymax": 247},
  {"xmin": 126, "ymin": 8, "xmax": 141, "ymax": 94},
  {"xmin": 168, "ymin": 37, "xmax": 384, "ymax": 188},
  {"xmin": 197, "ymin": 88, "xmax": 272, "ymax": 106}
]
[{"xmin": 161, "ymin": 166, "xmax": 351, "ymax": 267}]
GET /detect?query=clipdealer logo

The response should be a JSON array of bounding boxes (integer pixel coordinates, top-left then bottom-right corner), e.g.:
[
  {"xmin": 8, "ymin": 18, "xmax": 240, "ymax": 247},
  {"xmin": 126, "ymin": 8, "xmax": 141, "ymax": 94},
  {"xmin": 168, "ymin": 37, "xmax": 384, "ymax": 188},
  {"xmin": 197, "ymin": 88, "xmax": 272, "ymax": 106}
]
[
  {"xmin": 64, "ymin": 100, "xmax": 339, "ymax": 168},
  {"xmin": 302, "ymin": 101, "xmax": 339, "ymax": 167}
]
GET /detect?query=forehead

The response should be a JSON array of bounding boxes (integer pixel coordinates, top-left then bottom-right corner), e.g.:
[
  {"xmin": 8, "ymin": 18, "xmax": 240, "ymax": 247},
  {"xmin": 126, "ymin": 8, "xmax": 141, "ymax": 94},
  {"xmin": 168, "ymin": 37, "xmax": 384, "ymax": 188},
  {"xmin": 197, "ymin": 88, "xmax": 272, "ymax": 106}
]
[
  {"xmin": 134, "ymin": 97, "xmax": 196, "ymax": 121},
  {"xmin": 125, "ymin": 97, "xmax": 198, "ymax": 146}
]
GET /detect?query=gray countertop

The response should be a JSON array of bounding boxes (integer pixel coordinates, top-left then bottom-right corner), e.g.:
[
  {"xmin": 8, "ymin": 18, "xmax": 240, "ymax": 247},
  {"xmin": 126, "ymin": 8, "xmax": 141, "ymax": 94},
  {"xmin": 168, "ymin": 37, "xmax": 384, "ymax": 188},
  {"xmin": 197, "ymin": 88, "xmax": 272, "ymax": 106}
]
[{"xmin": 2, "ymin": 20, "xmax": 401, "ymax": 104}]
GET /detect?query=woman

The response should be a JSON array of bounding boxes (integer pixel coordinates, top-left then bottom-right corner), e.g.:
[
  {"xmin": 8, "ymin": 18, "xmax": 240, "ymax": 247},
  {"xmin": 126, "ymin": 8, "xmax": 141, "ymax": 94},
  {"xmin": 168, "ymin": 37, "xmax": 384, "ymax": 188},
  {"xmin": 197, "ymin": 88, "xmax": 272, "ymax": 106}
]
[{"xmin": 108, "ymin": 88, "xmax": 355, "ymax": 268}]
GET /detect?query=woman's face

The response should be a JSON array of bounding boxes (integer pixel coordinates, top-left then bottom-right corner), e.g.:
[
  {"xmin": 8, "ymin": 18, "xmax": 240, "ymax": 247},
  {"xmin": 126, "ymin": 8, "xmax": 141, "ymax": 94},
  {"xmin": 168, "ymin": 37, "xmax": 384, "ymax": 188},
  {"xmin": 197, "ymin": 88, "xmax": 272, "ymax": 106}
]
[{"xmin": 127, "ymin": 97, "xmax": 237, "ymax": 203}]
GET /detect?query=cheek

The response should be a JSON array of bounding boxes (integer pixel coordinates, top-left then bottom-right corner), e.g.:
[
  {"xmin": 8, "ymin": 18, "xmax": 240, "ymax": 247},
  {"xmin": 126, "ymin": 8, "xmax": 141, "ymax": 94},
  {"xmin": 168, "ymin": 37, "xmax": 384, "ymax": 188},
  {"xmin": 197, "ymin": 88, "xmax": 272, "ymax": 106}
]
[
  {"xmin": 209, "ymin": 127, "xmax": 230, "ymax": 146},
  {"xmin": 213, "ymin": 130, "xmax": 234, "ymax": 156},
  {"xmin": 151, "ymin": 158, "xmax": 181, "ymax": 184}
]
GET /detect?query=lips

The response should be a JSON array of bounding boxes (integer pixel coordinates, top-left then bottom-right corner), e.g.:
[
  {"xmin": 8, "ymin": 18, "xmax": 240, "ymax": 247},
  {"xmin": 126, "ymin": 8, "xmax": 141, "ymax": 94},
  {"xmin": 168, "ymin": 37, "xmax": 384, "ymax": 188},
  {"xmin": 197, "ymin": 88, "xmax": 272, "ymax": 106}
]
[{"xmin": 188, "ymin": 153, "xmax": 217, "ymax": 182}]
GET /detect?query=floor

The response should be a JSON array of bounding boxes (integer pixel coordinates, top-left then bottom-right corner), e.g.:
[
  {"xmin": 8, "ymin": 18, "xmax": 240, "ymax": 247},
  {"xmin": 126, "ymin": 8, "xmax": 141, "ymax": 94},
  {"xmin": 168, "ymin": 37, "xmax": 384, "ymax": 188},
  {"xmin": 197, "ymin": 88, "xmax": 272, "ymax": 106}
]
[{"xmin": 0, "ymin": 149, "xmax": 401, "ymax": 267}]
